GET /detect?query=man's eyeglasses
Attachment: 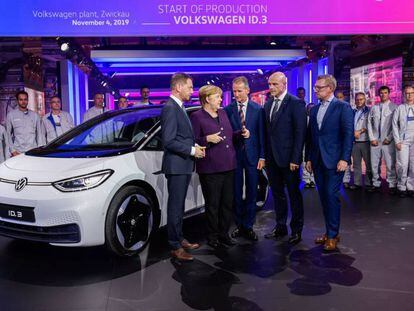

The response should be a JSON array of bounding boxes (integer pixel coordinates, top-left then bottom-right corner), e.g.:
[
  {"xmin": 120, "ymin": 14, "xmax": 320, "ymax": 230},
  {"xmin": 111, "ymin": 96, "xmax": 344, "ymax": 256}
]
[{"xmin": 313, "ymin": 85, "xmax": 330, "ymax": 92}]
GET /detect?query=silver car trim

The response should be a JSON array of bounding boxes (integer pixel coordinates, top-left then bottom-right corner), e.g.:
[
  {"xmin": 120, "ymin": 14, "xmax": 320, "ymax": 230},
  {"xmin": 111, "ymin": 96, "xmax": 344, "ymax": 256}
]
[{"xmin": 0, "ymin": 178, "xmax": 52, "ymax": 186}]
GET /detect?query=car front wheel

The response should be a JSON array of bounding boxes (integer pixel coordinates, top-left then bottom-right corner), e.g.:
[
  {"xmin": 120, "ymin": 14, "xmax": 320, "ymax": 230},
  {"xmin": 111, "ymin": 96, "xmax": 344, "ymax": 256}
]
[{"xmin": 105, "ymin": 185, "xmax": 158, "ymax": 257}]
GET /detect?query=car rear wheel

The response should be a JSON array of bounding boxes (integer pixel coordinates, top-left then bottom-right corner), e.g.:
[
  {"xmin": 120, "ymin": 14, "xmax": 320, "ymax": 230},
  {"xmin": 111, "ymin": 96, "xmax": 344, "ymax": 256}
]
[{"xmin": 105, "ymin": 185, "xmax": 159, "ymax": 257}]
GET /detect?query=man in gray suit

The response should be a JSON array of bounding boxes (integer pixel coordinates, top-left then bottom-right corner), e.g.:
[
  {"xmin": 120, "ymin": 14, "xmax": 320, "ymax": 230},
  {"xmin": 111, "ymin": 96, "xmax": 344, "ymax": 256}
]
[
  {"xmin": 161, "ymin": 73, "xmax": 205, "ymax": 261},
  {"xmin": 350, "ymin": 92, "xmax": 372, "ymax": 190},
  {"xmin": 367, "ymin": 86, "xmax": 397, "ymax": 193}
]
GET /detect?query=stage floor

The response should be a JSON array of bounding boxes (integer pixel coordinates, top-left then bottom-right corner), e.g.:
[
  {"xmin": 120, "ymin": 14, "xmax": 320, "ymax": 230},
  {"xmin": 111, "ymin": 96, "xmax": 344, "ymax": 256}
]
[{"xmin": 0, "ymin": 185, "xmax": 413, "ymax": 311}]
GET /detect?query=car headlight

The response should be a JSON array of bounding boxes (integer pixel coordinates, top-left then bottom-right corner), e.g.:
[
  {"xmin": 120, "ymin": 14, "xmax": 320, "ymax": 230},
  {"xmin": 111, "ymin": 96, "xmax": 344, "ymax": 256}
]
[{"xmin": 52, "ymin": 169, "xmax": 114, "ymax": 192}]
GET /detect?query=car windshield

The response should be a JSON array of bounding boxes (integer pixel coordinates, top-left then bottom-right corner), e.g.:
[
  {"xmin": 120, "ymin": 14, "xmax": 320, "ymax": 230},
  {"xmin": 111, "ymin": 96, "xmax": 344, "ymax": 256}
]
[{"xmin": 47, "ymin": 107, "xmax": 162, "ymax": 151}]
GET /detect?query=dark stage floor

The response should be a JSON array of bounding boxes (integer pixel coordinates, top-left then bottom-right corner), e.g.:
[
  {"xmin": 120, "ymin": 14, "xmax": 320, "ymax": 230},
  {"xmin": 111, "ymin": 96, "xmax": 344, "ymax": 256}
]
[{"xmin": 1, "ymin": 185, "xmax": 414, "ymax": 311}]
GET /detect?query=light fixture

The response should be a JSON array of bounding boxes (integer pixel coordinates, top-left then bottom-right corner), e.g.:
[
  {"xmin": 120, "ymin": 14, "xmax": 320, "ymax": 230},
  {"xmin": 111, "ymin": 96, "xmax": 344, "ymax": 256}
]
[
  {"xmin": 257, "ymin": 69, "xmax": 264, "ymax": 75},
  {"xmin": 60, "ymin": 42, "xmax": 70, "ymax": 52},
  {"xmin": 270, "ymin": 41, "xmax": 277, "ymax": 46}
]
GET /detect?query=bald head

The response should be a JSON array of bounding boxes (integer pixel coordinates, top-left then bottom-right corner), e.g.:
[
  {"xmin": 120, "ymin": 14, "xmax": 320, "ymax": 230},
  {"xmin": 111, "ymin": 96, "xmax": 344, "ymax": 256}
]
[{"xmin": 268, "ymin": 72, "xmax": 287, "ymax": 97}]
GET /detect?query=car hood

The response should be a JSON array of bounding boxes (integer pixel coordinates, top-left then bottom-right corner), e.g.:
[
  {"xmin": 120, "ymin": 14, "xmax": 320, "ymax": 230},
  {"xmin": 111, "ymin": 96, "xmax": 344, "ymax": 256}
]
[{"xmin": 0, "ymin": 154, "xmax": 110, "ymax": 182}]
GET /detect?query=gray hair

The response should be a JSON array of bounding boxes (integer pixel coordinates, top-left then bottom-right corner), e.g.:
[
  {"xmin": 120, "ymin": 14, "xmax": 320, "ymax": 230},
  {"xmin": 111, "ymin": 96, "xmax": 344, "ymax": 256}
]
[
  {"xmin": 232, "ymin": 76, "xmax": 249, "ymax": 89},
  {"xmin": 317, "ymin": 74, "xmax": 337, "ymax": 91}
]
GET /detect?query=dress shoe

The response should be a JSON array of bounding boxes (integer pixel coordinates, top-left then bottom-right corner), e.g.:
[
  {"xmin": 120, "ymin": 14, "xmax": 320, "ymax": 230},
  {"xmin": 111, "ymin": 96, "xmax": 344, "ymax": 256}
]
[
  {"xmin": 171, "ymin": 248, "xmax": 194, "ymax": 261},
  {"xmin": 343, "ymin": 182, "xmax": 350, "ymax": 189},
  {"xmin": 288, "ymin": 233, "xmax": 302, "ymax": 245},
  {"xmin": 309, "ymin": 181, "xmax": 316, "ymax": 188},
  {"xmin": 207, "ymin": 240, "xmax": 220, "ymax": 249},
  {"xmin": 367, "ymin": 186, "xmax": 380, "ymax": 193},
  {"xmin": 389, "ymin": 187, "xmax": 398, "ymax": 195},
  {"xmin": 264, "ymin": 227, "xmax": 288, "ymax": 239},
  {"xmin": 181, "ymin": 239, "xmax": 200, "ymax": 250},
  {"xmin": 315, "ymin": 234, "xmax": 340, "ymax": 245},
  {"xmin": 219, "ymin": 236, "xmax": 237, "ymax": 246},
  {"xmin": 324, "ymin": 238, "xmax": 338, "ymax": 251},
  {"xmin": 349, "ymin": 184, "xmax": 361, "ymax": 190},
  {"xmin": 231, "ymin": 227, "xmax": 244, "ymax": 238},
  {"xmin": 244, "ymin": 228, "xmax": 258, "ymax": 241}
]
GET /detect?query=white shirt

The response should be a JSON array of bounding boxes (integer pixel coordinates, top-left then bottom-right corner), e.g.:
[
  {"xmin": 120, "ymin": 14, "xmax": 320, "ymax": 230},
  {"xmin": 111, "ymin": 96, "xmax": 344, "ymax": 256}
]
[
  {"xmin": 270, "ymin": 89, "xmax": 287, "ymax": 117},
  {"xmin": 132, "ymin": 101, "xmax": 151, "ymax": 107},
  {"xmin": 170, "ymin": 95, "xmax": 183, "ymax": 108},
  {"xmin": 354, "ymin": 108, "xmax": 363, "ymax": 129},
  {"xmin": 317, "ymin": 94, "xmax": 335, "ymax": 129}
]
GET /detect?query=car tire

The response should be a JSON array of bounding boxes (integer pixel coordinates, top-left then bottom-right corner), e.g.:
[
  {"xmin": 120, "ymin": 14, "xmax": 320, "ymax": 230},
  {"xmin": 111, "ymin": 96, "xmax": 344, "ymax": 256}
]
[
  {"xmin": 105, "ymin": 185, "xmax": 159, "ymax": 257},
  {"xmin": 256, "ymin": 169, "xmax": 269, "ymax": 210}
]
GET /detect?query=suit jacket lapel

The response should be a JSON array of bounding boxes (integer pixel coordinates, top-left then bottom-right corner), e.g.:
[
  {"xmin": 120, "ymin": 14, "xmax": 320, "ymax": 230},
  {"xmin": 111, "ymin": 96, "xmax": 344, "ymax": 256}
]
[
  {"xmin": 320, "ymin": 98, "xmax": 337, "ymax": 131},
  {"xmin": 245, "ymin": 101, "xmax": 254, "ymax": 128},
  {"xmin": 232, "ymin": 102, "xmax": 242, "ymax": 129},
  {"xmin": 313, "ymin": 103, "xmax": 321, "ymax": 133},
  {"xmin": 272, "ymin": 94, "xmax": 289, "ymax": 126},
  {"xmin": 264, "ymin": 99, "xmax": 273, "ymax": 123},
  {"xmin": 171, "ymin": 98, "xmax": 193, "ymax": 133}
]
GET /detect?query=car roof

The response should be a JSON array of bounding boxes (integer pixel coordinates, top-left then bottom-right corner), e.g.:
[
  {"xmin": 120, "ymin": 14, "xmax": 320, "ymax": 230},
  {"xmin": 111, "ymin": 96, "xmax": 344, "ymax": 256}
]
[{"xmin": 99, "ymin": 104, "xmax": 201, "ymax": 118}]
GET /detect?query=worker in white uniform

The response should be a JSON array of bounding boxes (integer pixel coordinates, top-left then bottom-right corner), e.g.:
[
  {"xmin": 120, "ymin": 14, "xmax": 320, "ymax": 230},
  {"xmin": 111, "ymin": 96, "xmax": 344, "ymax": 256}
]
[
  {"xmin": 132, "ymin": 86, "xmax": 154, "ymax": 107},
  {"xmin": 6, "ymin": 90, "xmax": 45, "ymax": 156},
  {"xmin": 349, "ymin": 92, "xmax": 372, "ymax": 190},
  {"xmin": 0, "ymin": 124, "xmax": 10, "ymax": 163},
  {"xmin": 83, "ymin": 93, "xmax": 105, "ymax": 122},
  {"xmin": 83, "ymin": 93, "xmax": 113, "ymax": 143},
  {"xmin": 42, "ymin": 96, "xmax": 74, "ymax": 143},
  {"xmin": 367, "ymin": 86, "xmax": 397, "ymax": 193},
  {"xmin": 392, "ymin": 85, "xmax": 414, "ymax": 198}
]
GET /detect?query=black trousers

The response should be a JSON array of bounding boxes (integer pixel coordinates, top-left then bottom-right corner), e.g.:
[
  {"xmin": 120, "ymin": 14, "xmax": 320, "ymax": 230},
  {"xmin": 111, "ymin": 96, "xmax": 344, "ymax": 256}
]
[
  {"xmin": 266, "ymin": 156, "xmax": 304, "ymax": 234},
  {"xmin": 166, "ymin": 174, "xmax": 192, "ymax": 250},
  {"xmin": 199, "ymin": 170, "xmax": 234, "ymax": 242}
]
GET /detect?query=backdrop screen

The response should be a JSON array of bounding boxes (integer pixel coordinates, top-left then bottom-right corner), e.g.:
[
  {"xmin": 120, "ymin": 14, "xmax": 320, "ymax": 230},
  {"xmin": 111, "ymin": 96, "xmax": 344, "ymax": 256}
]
[
  {"xmin": 1, "ymin": 0, "xmax": 414, "ymax": 36},
  {"xmin": 350, "ymin": 57, "xmax": 403, "ymax": 107}
]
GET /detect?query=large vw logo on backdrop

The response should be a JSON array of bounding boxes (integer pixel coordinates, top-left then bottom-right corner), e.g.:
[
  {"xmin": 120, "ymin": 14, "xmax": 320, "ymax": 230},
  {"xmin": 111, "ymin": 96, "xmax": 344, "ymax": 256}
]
[{"xmin": 15, "ymin": 178, "xmax": 28, "ymax": 192}]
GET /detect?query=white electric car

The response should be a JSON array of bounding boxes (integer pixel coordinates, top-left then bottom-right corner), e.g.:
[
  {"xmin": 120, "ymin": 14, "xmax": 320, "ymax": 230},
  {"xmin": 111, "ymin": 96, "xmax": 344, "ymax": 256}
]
[{"xmin": 0, "ymin": 106, "xmax": 269, "ymax": 256}]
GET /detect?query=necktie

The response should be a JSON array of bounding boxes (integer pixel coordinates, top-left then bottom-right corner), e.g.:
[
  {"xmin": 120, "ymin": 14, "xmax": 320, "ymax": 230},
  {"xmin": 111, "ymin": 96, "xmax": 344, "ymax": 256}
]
[
  {"xmin": 270, "ymin": 98, "xmax": 280, "ymax": 121},
  {"xmin": 239, "ymin": 103, "xmax": 245, "ymax": 126}
]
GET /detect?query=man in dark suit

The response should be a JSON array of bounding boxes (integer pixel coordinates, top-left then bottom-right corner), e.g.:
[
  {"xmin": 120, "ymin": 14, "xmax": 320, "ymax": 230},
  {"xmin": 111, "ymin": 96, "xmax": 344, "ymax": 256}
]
[
  {"xmin": 306, "ymin": 74, "xmax": 354, "ymax": 251},
  {"xmin": 263, "ymin": 72, "xmax": 307, "ymax": 245},
  {"xmin": 224, "ymin": 76, "xmax": 265, "ymax": 241},
  {"xmin": 161, "ymin": 73, "xmax": 206, "ymax": 261}
]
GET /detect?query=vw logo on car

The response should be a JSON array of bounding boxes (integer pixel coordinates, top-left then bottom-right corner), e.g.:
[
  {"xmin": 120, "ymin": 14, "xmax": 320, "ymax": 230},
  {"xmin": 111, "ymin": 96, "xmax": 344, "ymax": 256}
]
[{"xmin": 15, "ymin": 177, "xmax": 28, "ymax": 192}]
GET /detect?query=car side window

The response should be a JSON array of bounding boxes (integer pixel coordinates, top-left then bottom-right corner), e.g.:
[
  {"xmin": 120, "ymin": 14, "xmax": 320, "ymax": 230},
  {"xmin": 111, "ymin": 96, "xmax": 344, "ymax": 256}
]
[
  {"xmin": 131, "ymin": 117, "xmax": 159, "ymax": 142},
  {"xmin": 141, "ymin": 129, "xmax": 162, "ymax": 151},
  {"xmin": 140, "ymin": 108, "xmax": 198, "ymax": 151}
]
